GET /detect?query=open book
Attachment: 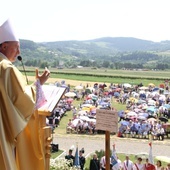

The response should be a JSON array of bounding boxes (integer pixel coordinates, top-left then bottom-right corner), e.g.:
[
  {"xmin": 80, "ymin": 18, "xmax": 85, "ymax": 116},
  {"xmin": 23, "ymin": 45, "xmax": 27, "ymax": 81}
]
[{"xmin": 38, "ymin": 85, "xmax": 66, "ymax": 114}]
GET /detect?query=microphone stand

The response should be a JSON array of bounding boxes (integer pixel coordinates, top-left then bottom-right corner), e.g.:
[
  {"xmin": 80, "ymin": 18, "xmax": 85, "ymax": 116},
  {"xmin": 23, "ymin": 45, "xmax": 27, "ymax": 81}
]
[{"xmin": 17, "ymin": 56, "xmax": 29, "ymax": 85}]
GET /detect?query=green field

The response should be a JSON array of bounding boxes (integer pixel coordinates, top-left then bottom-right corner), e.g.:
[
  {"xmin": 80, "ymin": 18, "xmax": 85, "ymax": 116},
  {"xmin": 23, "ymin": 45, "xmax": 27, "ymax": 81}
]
[{"xmin": 23, "ymin": 67, "xmax": 170, "ymax": 86}]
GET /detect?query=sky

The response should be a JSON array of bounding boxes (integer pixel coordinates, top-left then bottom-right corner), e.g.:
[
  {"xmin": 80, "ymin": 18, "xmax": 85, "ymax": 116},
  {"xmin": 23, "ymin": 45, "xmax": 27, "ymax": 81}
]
[{"xmin": 1, "ymin": 0, "xmax": 170, "ymax": 42}]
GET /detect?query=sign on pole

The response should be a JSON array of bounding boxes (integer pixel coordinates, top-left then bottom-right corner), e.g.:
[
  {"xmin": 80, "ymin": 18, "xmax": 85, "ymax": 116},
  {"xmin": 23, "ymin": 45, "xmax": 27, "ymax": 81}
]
[
  {"xmin": 96, "ymin": 109, "xmax": 118, "ymax": 170},
  {"xmin": 96, "ymin": 109, "xmax": 118, "ymax": 133}
]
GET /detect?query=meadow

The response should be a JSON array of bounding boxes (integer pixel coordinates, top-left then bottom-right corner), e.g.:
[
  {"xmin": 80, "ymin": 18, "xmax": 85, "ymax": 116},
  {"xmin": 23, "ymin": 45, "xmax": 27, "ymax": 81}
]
[{"xmin": 24, "ymin": 67, "xmax": 169, "ymax": 86}]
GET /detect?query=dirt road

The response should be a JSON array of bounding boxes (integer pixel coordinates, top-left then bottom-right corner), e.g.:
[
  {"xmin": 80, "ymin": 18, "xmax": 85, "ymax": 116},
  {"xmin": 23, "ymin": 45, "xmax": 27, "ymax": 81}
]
[{"xmin": 53, "ymin": 134, "xmax": 170, "ymax": 158}]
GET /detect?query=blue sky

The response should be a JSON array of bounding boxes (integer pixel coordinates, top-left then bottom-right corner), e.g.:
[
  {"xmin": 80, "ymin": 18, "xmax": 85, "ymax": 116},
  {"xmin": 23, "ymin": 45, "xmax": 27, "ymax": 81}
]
[{"xmin": 1, "ymin": 0, "xmax": 170, "ymax": 42}]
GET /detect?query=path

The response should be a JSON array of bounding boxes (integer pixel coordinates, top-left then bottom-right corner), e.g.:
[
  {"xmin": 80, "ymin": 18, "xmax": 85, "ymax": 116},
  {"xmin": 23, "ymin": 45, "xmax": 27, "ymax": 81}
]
[{"xmin": 53, "ymin": 134, "xmax": 170, "ymax": 158}]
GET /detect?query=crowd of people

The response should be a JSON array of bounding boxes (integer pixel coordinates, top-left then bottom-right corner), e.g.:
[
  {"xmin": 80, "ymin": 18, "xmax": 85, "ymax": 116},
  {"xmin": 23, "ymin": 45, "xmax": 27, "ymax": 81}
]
[
  {"xmin": 56, "ymin": 81, "xmax": 170, "ymax": 141},
  {"xmin": 64, "ymin": 147, "xmax": 170, "ymax": 170}
]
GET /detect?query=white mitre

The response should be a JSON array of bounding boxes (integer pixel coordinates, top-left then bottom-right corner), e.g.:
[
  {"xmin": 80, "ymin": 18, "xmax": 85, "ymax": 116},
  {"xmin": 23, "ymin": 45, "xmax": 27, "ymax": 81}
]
[{"xmin": 0, "ymin": 19, "xmax": 19, "ymax": 44}]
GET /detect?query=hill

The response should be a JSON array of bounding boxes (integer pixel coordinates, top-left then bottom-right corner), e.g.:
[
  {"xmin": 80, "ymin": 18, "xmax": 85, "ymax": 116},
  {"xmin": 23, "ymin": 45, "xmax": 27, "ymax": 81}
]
[{"xmin": 18, "ymin": 37, "xmax": 170, "ymax": 70}]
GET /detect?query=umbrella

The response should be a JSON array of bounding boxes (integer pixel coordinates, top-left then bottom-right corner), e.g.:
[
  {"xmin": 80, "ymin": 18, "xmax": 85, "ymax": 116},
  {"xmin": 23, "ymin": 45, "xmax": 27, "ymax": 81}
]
[
  {"xmin": 139, "ymin": 86, "xmax": 149, "ymax": 90},
  {"xmin": 130, "ymin": 97, "xmax": 138, "ymax": 103},
  {"xmin": 137, "ymin": 116, "xmax": 147, "ymax": 121},
  {"xmin": 147, "ymin": 99, "xmax": 156, "ymax": 106},
  {"xmin": 121, "ymin": 120, "xmax": 129, "ymax": 126},
  {"xmin": 66, "ymin": 98, "xmax": 74, "ymax": 103},
  {"xmin": 147, "ymin": 118, "xmax": 157, "ymax": 122},
  {"xmin": 127, "ymin": 111, "xmax": 137, "ymax": 117},
  {"xmin": 138, "ymin": 112, "xmax": 148, "ymax": 118},
  {"xmin": 91, "ymin": 109, "xmax": 96, "ymax": 114},
  {"xmin": 86, "ymin": 87, "xmax": 95, "ymax": 93},
  {"xmin": 159, "ymin": 116, "xmax": 168, "ymax": 123},
  {"xmin": 152, "ymin": 87, "xmax": 159, "ymax": 91},
  {"xmin": 134, "ymin": 108, "xmax": 142, "ymax": 113},
  {"xmin": 159, "ymin": 95, "xmax": 166, "ymax": 101},
  {"xmin": 92, "ymin": 95, "xmax": 98, "ymax": 101},
  {"xmin": 81, "ymin": 104, "xmax": 92, "ymax": 108},
  {"xmin": 155, "ymin": 156, "xmax": 170, "ymax": 163},
  {"xmin": 151, "ymin": 91, "xmax": 159, "ymax": 96},
  {"xmin": 65, "ymin": 92, "xmax": 76, "ymax": 97},
  {"xmin": 79, "ymin": 115, "xmax": 91, "ymax": 122},
  {"xmin": 88, "ymin": 118, "xmax": 96, "ymax": 123},
  {"xmin": 139, "ymin": 90, "xmax": 146, "ymax": 94},
  {"xmin": 164, "ymin": 91, "xmax": 170, "ymax": 95},
  {"xmin": 147, "ymin": 106, "xmax": 156, "ymax": 113},
  {"xmin": 115, "ymin": 88, "xmax": 121, "ymax": 92},
  {"xmin": 142, "ymin": 105, "xmax": 148, "ymax": 110},
  {"xmin": 123, "ymin": 83, "xmax": 132, "ymax": 88},
  {"xmin": 82, "ymin": 107, "xmax": 90, "ymax": 112},
  {"xmin": 114, "ymin": 92, "xmax": 120, "ymax": 97},
  {"xmin": 85, "ymin": 99, "xmax": 94, "ymax": 104},
  {"xmin": 163, "ymin": 104, "xmax": 170, "ymax": 109},
  {"xmin": 99, "ymin": 101, "xmax": 108, "ymax": 106},
  {"xmin": 137, "ymin": 99, "xmax": 146, "ymax": 104},
  {"xmin": 72, "ymin": 119, "xmax": 83, "ymax": 126},
  {"xmin": 75, "ymin": 85, "xmax": 83, "ymax": 90},
  {"xmin": 148, "ymin": 83, "xmax": 155, "ymax": 87},
  {"xmin": 78, "ymin": 110, "xmax": 87, "ymax": 116}
]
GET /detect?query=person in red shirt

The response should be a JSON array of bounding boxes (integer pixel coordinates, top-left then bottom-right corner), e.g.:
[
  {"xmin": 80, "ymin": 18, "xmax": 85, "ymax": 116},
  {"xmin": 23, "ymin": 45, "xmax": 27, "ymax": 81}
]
[{"xmin": 144, "ymin": 158, "xmax": 156, "ymax": 170}]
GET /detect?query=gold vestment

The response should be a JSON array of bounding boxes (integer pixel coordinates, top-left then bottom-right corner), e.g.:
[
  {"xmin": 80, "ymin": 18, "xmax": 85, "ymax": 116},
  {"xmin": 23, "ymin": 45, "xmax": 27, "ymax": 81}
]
[{"xmin": 0, "ymin": 54, "xmax": 45, "ymax": 170}]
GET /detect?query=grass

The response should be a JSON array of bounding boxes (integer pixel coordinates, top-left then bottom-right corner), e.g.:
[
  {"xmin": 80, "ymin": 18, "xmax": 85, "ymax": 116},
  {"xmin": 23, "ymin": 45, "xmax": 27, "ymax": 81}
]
[
  {"xmin": 84, "ymin": 152, "xmax": 168, "ymax": 169},
  {"xmin": 51, "ymin": 150, "xmax": 63, "ymax": 159},
  {"xmin": 21, "ymin": 67, "xmax": 169, "ymax": 86}
]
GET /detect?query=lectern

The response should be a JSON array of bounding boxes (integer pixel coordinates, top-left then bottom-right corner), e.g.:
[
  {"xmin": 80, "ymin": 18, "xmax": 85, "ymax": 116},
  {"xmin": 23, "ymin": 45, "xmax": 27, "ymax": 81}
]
[{"xmin": 37, "ymin": 85, "xmax": 66, "ymax": 170}]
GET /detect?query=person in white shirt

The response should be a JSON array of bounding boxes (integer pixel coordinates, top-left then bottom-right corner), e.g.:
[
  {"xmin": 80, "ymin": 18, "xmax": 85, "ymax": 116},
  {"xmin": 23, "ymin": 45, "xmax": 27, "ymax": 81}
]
[
  {"xmin": 156, "ymin": 126, "xmax": 165, "ymax": 140},
  {"xmin": 112, "ymin": 156, "xmax": 122, "ymax": 170},
  {"xmin": 100, "ymin": 154, "xmax": 112, "ymax": 170},
  {"xmin": 133, "ymin": 157, "xmax": 144, "ymax": 170},
  {"xmin": 100, "ymin": 155, "xmax": 106, "ymax": 170},
  {"xmin": 122, "ymin": 155, "xmax": 133, "ymax": 170}
]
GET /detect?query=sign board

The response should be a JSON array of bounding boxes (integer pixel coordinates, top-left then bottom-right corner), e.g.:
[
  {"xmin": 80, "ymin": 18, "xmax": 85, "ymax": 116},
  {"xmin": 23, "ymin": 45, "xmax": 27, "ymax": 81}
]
[{"xmin": 96, "ymin": 109, "xmax": 118, "ymax": 132}]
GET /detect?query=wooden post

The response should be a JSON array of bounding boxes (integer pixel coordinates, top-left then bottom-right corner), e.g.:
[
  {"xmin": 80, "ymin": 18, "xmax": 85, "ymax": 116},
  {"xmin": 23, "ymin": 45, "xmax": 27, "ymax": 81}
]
[{"xmin": 105, "ymin": 131, "xmax": 110, "ymax": 170}]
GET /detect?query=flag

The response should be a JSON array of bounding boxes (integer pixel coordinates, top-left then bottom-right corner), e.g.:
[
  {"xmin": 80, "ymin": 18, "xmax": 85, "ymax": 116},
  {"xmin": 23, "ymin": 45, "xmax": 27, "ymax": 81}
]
[
  {"xmin": 111, "ymin": 144, "xmax": 119, "ymax": 170},
  {"xmin": 73, "ymin": 146, "xmax": 80, "ymax": 167},
  {"xmin": 148, "ymin": 142, "xmax": 154, "ymax": 165}
]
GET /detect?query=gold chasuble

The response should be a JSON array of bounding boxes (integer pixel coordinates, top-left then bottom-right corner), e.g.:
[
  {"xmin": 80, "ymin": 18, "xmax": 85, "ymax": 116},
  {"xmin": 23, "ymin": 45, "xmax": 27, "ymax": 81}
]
[{"xmin": 0, "ymin": 54, "xmax": 45, "ymax": 170}]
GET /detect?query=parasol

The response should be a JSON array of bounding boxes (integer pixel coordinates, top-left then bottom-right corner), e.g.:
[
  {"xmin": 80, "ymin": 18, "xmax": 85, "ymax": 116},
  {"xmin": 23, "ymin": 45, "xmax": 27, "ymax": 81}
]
[
  {"xmin": 159, "ymin": 116, "xmax": 168, "ymax": 123},
  {"xmin": 75, "ymin": 85, "xmax": 83, "ymax": 90},
  {"xmin": 65, "ymin": 92, "xmax": 76, "ymax": 97}
]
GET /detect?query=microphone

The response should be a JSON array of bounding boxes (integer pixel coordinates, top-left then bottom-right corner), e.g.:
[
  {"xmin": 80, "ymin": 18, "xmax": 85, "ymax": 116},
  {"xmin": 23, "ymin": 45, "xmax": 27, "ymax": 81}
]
[{"xmin": 17, "ymin": 56, "xmax": 29, "ymax": 85}]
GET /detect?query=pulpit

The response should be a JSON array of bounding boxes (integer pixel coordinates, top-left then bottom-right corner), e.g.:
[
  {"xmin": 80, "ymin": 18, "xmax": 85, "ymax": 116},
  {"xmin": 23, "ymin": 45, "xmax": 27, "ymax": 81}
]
[{"xmin": 37, "ymin": 85, "xmax": 66, "ymax": 170}]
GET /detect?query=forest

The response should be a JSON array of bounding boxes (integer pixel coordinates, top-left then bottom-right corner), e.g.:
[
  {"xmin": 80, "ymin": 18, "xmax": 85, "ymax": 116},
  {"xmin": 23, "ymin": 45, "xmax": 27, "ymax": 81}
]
[{"xmin": 17, "ymin": 37, "xmax": 170, "ymax": 70}]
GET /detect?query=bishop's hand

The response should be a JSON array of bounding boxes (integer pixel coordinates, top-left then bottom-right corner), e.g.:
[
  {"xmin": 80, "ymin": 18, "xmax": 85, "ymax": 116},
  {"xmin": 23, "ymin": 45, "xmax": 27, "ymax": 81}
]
[{"xmin": 35, "ymin": 67, "xmax": 50, "ymax": 85}]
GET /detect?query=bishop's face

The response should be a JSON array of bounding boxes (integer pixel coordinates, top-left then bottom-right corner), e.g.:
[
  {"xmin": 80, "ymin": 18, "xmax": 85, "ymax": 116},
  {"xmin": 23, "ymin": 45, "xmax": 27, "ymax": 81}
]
[{"xmin": 1, "ymin": 41, "xmax": 20, "ymax": 62}]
